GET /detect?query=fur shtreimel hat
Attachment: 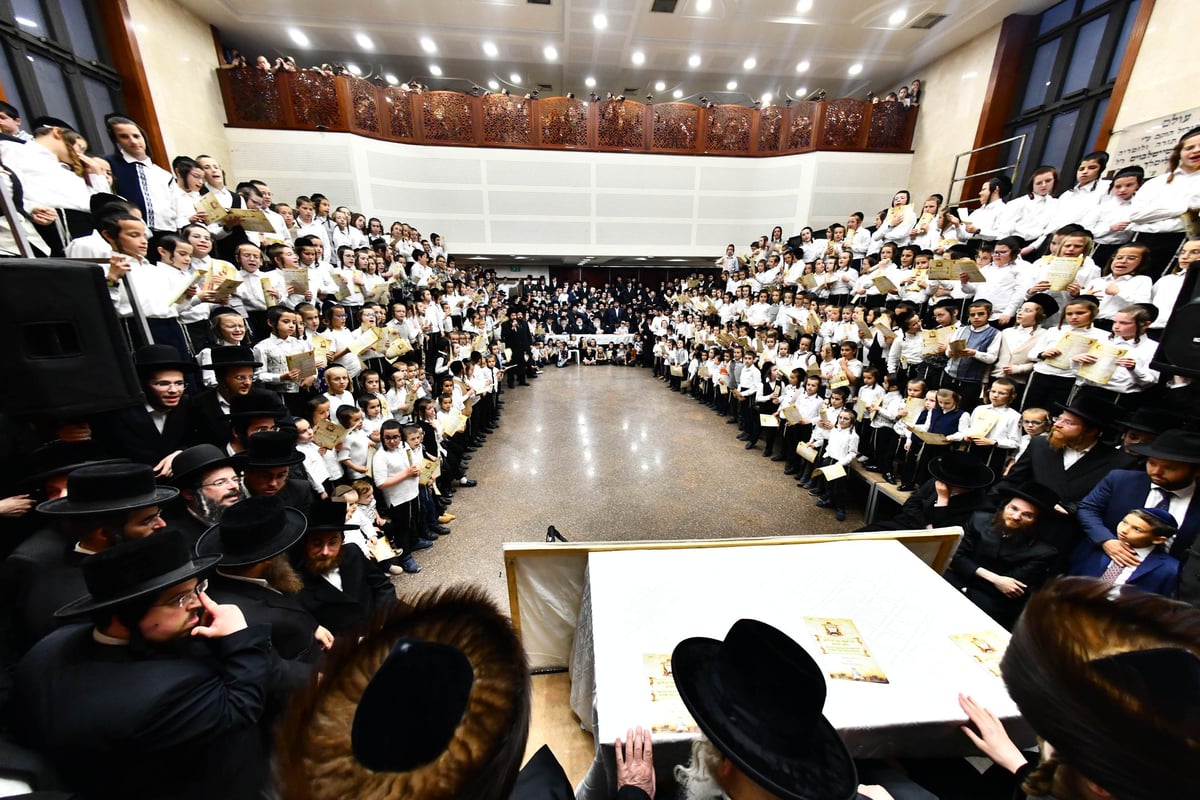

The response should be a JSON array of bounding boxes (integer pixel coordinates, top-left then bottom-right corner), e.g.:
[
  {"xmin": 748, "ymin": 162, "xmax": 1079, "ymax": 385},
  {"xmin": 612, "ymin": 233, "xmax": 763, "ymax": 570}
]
[
  {"xmin": 275, "ymin": 586, "xmax": 530, "ymax": 800},
  {"xmin": 1000, "ymin": 577, "xmax": 1200, "ymax": 800}
]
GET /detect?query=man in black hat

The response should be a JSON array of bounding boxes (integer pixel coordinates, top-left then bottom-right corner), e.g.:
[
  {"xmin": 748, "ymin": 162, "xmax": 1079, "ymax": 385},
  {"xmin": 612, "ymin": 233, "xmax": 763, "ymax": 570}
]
[
  {"xmin": 10, "ymin": 528, "xmax": 279, "ymax": 799},
  {"xmin": 502, "ymin": 306, "xmax": 532, "ymax": 387},
  {"xmin": 163, "ymin": 444, "xmax": 244, "ymax": 546},
  {"xmin": 196, "ymin": 495, "xmax": 330, "ymax": 684},
  {"xmin": 1114, "ymin": 406, "xmax": 1186, "ymax": 462},
  {"xmin": 227, "ymin": 389, "xmax": 288, "ymax": 456},
  {"xmin": 192, "ymin": 345, "xmax": 263, "ymax": 449},
  {"xmin": 294, "ymin": 500, "xmax": 398, "ymax": 636},
  {"xmin": 236, "ymin": 429, "xmax": 314, "ymax": 514},
  {"xmin": 945, "ymin": 482, "xmax": 1062, "ymax": 629},
  {"xmin": 858, "ymin": 451, "xmax": 995, "ymax": 533},
  {"xmin": 89, "ymin": 344, "xmax": 199, "ymax": 473}
]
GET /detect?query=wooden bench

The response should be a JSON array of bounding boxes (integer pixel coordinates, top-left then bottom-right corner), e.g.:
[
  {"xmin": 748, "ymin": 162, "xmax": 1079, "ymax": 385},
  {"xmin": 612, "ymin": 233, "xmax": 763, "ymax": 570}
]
[{"xmin": 846, "ymin": 461, "xmax": 912, "ymax": 524}]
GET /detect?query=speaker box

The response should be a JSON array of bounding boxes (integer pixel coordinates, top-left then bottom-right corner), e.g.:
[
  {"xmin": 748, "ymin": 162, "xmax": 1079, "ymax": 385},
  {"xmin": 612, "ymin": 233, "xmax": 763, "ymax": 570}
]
[
  {"xmin": 1152, "ymin": 262, "xmax": 1200, "ymax": 378},
  {"xmin": 0, "ymin": 260, "xmax": 143, "ymax": 417}
]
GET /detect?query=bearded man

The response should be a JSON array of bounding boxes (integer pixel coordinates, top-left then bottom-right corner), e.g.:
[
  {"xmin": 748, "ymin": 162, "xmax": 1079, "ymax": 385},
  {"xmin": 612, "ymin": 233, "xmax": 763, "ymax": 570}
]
[{"xmin": 163, "ymin": 444, "xmax": 245, "ymax": 547}]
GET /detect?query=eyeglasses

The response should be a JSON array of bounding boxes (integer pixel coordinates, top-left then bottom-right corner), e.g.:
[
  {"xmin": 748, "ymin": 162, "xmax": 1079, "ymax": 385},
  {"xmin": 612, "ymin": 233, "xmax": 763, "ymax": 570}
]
[
  {"xmin": 150, "ymin": 380, "xmax": 186, "ymax": 389},
  {"xmin": 200, "ymin": 476, "xmax": 242, "ymax": 489},
  {"xmin": 1021, "ymin": 419, "xmax": 1048, "ymax": 426},
  {"xmin": 158, "ymin": 578, "xmax": 208, "ymax": 609}
]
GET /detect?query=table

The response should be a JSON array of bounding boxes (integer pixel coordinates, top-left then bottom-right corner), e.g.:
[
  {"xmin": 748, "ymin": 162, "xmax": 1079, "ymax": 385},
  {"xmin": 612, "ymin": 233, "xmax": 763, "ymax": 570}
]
[
  {"xmin": 572, "ymin": 539, "xmax": 1031, "ymax": 799},
  {"xmin": 546, "ymin": 333, "xmax": 636, "ymax": 346}
]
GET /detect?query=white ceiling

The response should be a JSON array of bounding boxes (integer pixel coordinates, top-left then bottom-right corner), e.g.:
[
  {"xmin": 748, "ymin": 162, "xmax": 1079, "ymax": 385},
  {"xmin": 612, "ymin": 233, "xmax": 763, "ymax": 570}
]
[{"xmin": 184, "ymin": 0, "xmax": 1058, "ymax": 103}]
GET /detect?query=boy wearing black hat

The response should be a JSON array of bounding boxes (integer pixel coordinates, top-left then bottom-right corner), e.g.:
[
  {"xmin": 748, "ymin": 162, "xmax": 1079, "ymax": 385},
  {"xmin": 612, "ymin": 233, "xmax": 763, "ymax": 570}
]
[{"xmin": 193, "ymin": 345, "xmax": 263, "ymax": 448}]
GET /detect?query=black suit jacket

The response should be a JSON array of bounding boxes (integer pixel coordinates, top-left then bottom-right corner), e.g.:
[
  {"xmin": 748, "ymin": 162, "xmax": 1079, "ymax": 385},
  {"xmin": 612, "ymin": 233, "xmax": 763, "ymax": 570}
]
[
  {"xmin": 997, "ymin": 437, "xmax": 1132, "ymax": 510},
  {"xmin": 0, "ymin": 539, "xmax": 87, "ymax": 668},
  {"xmin": 870, "ymin": 479, "xmax": 987, "ymax": 533},
  {"xmin": 88, "ymin": 400, "xmax": 197, "ymax": 467},
  {"xmin": 296, "ymin": 545, "xmax": 397, "ymax": 636},
  {"xmin": 190, "ymin": 389, "xmax": 232, "ymax": 449}
]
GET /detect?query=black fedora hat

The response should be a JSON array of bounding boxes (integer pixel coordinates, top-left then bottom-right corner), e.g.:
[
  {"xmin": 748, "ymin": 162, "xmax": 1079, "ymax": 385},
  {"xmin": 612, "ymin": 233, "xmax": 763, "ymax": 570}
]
[
  {"xmin": 54, "ymin": 528, "xmax": 220, "ymax": 618},
  {"xmin": 305, "ymin": 500, "xmax": 359, "ymax": 534},
  {"xmin": 202, "ymin": 345, "xmax": 261, "ymax": 371},
  {"xmin": 672, "ymin": 619, "xmax": 857, "ymax": 800},
  {"xmin": 1002, "ymin": 481, "xmax": 1062, "ymax": 515},
  {"xmin": 1054, "ymin": 394, "xmax": 1122, "ymax": 429},
  {"xmin": 234, "ymin": 429, "xmax": 304, "ymax": 469},
  {"xmin": 20, "ymin": 440, "xmax": 126, "ymax": 489},
  {"xmin": 1025, "ymin": 292, "xmax": 1059, "ymax": 319},
  {"xmin": 1128, "ymin": 429, "xmax": 1200, "ymax": 464},
  {"xmin": 228, "ymin": 389, "xmax": 287, "ymax": 420},
  {"xmin": 1117, "ymin": 407, "xmax": 1185, "ymax": 434},
  {"xmin": 134, "ymin": 344, "xmax": 195, "ymax": 375},
  {"xmin": 36, "ymin": 463, "xmax": 178, "ymax": 516},
  {"xmin": 195, "ymin": 495, "xmax": 307, "ymax": 567},
  {"xmin": 927, "ymin": 451, "xmax": 995, "ymax": 490},
  {"xmin": 170, "ymin": 444, "xmax": 239, "ymax": 488}
]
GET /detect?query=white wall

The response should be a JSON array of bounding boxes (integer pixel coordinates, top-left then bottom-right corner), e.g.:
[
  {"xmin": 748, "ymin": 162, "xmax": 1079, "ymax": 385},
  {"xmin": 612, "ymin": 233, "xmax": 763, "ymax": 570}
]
[{"xmin": 224, "ymin": 128, "xmax": 912, "ymax": 257}]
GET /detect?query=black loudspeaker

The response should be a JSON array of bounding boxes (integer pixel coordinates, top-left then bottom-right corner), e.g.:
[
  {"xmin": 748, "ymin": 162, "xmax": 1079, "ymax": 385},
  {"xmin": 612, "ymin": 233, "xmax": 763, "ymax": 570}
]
[
  {"xmin": 1152, "ymin": 263, "xmax": 1200, "ymax": 378},
  {"xmin": 0, "ymin": 260, "xmax": 143, "ymax": 417}
]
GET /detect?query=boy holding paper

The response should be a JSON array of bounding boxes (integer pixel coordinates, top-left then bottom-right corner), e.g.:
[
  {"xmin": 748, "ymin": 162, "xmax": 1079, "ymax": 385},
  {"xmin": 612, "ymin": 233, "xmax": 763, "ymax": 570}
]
[
  {"xmin": 953, "ymin": 377, "xmax": 1022, "ymax": 474},
  {"xmin": 944, "ymin": 300, "xmax": 1001, "ymax": 411}
]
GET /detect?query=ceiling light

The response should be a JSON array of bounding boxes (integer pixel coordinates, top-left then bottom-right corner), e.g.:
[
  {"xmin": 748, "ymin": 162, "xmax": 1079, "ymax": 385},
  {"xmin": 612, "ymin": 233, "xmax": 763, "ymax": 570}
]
[
  {"xmin": 385, "ymin": 73, "xmax": 399, "ymax": 85},
  {"xmin": 488, "ymin": 79, "xmax": 500, "ymax": 90},
  {"xmin": 482, "ymin": 41, "xmax": 498, "ymax": 57},
  {"xmin": 429, "ymin": 65, "xmax": 442, "ymax": 76},
  {"xmin": 688, "ymin": 54, "xmax": 701, "ymax": 69},
  {"xmin": 14, "ymin": 16, "xmax": 38, "ymax": 28},
  {"xmin": 726, "ymin": 80, "xmax": 737, "ymax": 90},
  {"xmin": 889, "ymin": 8, "xmax": 907, "ymax": 26},
  {"xmin": 796, "ymin": 60, "xmax": 810, "ymax": 73},
  {"xmin": 797, "ymin": 0, "xmax": 813, "ymax": 12},
  {"xmin": 632, "ymin": 51, "xmax": 645, "ymax": 66},
  {"xmin": 544, "ymin": 45, "xmax": 558, "ymax": 61},
  {"xmin": 848, "ymin": 63, "xmax": 863, "ymax": 76},
  {"xmin": 654, "ymin": 80, "xmax": 666, "ymax": 91},
  {"xmin": 420, "ymin": 37, "xmax": 437, "ymax": 54},
  {"xmin": 510, "ymin": 72, "xmax": 522, "ymax": 84},
  {"xmin": 593, "ymin": 13, "xmax": 608, "ymax": 29},
  {"xmin": 287, "ymin": 28, "xmax": 309, "ymax": 48},
  {"xmin": 796, "ymin": 86, "xmax": 807, "ymax": 97},
  {"xmin": 762, "ymin": 93, "xmax": 772, "ymax": 105},
  {"xmin": 346, "ymin": 63, "xmax": 361, "ymax": 76},
  {"xmin": 743, "ymin": 57, "xmax": 757, "ymax": 70},
  {"xmin": 697, "ymin": 0, "xmax": 712, "ymax": 11},
  {"xmin": 585, "ymin": 76, "xmax": 596, "ymax": 88},
  {"xmin": 355, "ymin": 33, "xmax": 374, "ymax": 50},
  {"xmin": 673, "ymin": 89, "xmax": 683, "ymax": 99}
]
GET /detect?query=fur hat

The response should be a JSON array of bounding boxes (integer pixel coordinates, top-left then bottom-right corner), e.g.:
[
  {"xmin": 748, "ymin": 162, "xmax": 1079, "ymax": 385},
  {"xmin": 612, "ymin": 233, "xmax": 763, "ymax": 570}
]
[
  {"xmin": 274, "ymin": 586, "xmax": 530, "ymax": 800},
  {"xmin": 1000, "ymin": 577, "xmax": 1200, "ymax": 800}
]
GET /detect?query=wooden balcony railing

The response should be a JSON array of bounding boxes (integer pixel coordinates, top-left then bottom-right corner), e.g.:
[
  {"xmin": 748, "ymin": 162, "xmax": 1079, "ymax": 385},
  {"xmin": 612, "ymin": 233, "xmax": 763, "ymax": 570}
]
[{"xmin": 217, "ymin": 68, "xmax": 918, "ymax": 157}]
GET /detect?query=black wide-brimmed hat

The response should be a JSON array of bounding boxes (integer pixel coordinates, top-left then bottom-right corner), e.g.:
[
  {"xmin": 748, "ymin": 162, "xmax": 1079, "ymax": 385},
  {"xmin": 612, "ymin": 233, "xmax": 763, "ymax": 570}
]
[
  {"xmin": 20, "ymin": 440, "xmax": 126, "ymax": 489},
  {"xmin": 1002, "ymin": 481, "xmax": 1062, "ymax": 515},
  {"xmin": 36, "ymin": 462, "xmax": 178, "ymax": 516},
  {"xmin": 1117, "ymin": 407, "xmax": 1185, "ymax": 434},
  {"xmin": 1054, "ymin": 394, "xmax": 1122, "ymax": 429},
  {"xmin": 228, "ymin": 389, "xmax": 287, "ymax": 420},
  {"xmin": 305, "ymin": 500, "xmax": 359, "ymax": 534},
  {"xmin": 672, "ymin": 619, "xmax": 857, "ymax": 800},
  {"xmin": 54, "ymin": 528, "xmax": 220, "ymax": 617},
  {"xmin": 170, "ymin": 444, "xmax": 239, "ymax": 488},
  {"xmin": 1128, "ymin": 429, "xmax": 1200, "ymax": 464},
  {"xmin": 134, "ymin": 344, "xmax": 195, "ymax": 375},
  {"xmin": 1025, "ymin": 292, "xmax": 1059, "ymax": 319},
  {"xmin": 233, "ymin": 429, "xmax": 304, "ymax": 469},
  {"xmin": 927, "ymin": 451, "xmax": 995, "ymax": 490},
  {"xmin": 195, "ymin": 495, "xmax": 307, "ymax": 567},
  {"xmin": 203, "ymin": 345, "xmax": 261, "ymax": 371}
]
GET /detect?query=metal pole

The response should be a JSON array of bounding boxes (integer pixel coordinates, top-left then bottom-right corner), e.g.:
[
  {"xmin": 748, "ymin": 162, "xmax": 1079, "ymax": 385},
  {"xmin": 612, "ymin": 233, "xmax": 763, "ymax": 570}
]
[{"xmin": 0, "ymin": 168, "xmax": 35, "ymax": 258}]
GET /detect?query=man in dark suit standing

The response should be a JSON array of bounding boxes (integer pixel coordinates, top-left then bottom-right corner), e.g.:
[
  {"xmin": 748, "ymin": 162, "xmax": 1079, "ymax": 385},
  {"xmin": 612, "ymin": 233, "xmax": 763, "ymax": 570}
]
[
  {"xmin": 236, "ymin": 429, "xmax": 313, "ymax": 515},
  {"xmin": 192, "ymin": 344, "xmax": 261, "ymax": 449},
  {"xmin": 294, "ymin": 501, "xmax": 397, "ymax": 636},
  {"xmin": 1076, "ymin": 429, "xmax": 1200, "ymax": 565},
  {"xmin": 163, "ymin": 444, "xmax": 243, "ymax": 547},
  {"xmin": 501, "ymin": 305, "xmax": 531, "ymax": 387}
]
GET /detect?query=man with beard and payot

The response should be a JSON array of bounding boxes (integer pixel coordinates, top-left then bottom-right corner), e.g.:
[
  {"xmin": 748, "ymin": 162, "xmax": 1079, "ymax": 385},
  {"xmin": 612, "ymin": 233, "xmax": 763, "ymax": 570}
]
[
  {"xmin": 11, "ymin": 529, "xmax": 280, "ymax": 799},
  {"xmin": 235, "ymin": 429, "xmax": 314, "ymax": 516},
  {"xmin": 163, "ymin": 444, "xmax": 245, "ymax": 547}
]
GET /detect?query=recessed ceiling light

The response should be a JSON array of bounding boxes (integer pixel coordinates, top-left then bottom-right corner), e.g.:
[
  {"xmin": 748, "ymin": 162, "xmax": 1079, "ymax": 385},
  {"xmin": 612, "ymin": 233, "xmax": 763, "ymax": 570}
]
[
  {"xmin": 848, "ymin": 63, "xmax": 863, "ymax": 76},
  {"xmin": 385, "ymin": 73, "xmax": 399, "ymax": 85},
  {"xmin": 889, "ymin": 8, "xmax": 907, "ymax": 26},
  {"xmin": 429, "ymin": 65, "xmax": 442, "ymax": 76},
  {"xmin": 287, "ymin": 28, "xmax": 309, "ymax": 48},
  {"xmin": 593, "ymin": 13, "xmax": 608, "ymax": 29},
  {"xmin": 726, "ymin": 80, "xmax": 737, "ymax": 90},
  {"xmin": 796, "ymin": 86, "xmax": 807, "ymax": 97},
  {"xmin": 762, "ymin": 93, "xmax": 772, "ymax": 105},
  {"xmin": 631, "ymin": 51, "xmax": 645, "ymax": 66},
  {"xmin": 510, "ymin": 72, "xmax": 522, "ymax": 84},
  {"xmin": 585, "ymin": 76, "xmax": 596, "ymax": 88},
  {"xmin": 796, "ymin": 60, "xmax": 810, "ymax": 73},
  {"xmin": 743, "ymin": 57, "xmax": 756, "ymax": 70},
  {"xmin": 654, "ymin": 80, "xmax": 666, "ymax": 91},
  {"xmin": 688, "ymin": 54, "xmax": 701, "ymax": 68},
  {"xmin": 347, "ymin": 63, "xmax": 361, "ymax": 76},
  {"xmin": 14, "ymin": 16, "xmax": 38, "ymax": 28},
  {"xmin": 420, "ymin": 37, "xmax": 437, "ymax": 54},
  {"xmin": 488, "ymin": 79, "xmax": 500, "ymax": 90},
  {"xmin": 796, "ymin": 0, "xmax": 813, "ymax": 12},
  {"xmin": 697, "ymin": 0, "xmax": 712, "ymax": 11},
  {"xmin": 482, "ymin": 41, "xmax": 498, "ymax": 57},
  {"xmin": 673, "ymin": 89, "xmax": 683, "ymax": 99},
  {"xmin": 355, "ymin": 33, "xmax": 374, "ymax": 50},
  {"xmin": 544, "ymin": 45, "xmax": 558, "ymax": 61}
]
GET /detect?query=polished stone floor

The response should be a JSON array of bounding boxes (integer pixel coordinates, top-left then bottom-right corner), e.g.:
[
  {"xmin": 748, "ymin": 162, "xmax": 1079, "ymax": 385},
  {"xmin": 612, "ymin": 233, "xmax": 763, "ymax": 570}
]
[{"xmin": 393, "ymin": 364, "xmax": 864, "ymax": 611}]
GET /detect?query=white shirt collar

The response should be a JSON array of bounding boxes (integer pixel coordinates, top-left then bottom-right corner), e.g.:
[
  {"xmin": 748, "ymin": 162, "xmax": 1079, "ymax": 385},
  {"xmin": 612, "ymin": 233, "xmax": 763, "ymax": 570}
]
[
  {"xmin": 217, "ymin": 568, "xmax": 280, "ymax": 593},
  {"xmin": 120, "ymin": 150, "xmax": 152, "ymax": 166}
]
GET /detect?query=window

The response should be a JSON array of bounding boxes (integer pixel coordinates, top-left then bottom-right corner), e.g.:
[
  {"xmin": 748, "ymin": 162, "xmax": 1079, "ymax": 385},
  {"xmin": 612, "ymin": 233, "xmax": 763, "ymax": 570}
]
[
  {"xmin": 1004, "ymin": 0, "xmax": 1140, "ymax": 191},
  {"xmin": 0, "ymin": 0, "xmax": 122, "ymax": 149}
]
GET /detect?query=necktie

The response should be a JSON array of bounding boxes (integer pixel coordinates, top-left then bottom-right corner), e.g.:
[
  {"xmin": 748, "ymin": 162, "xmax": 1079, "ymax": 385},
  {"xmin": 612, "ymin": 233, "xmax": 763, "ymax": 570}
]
[
  {"xmin": 1099, "ymin": 558, "xmax": 1125, "ymax": 584},
  {"xmin": 135, "ymin": 162, "xmax": 157, "ymax": 230},
  {"xmin": 1155, "ymin": 490, "xmax": 1174, "ymax": 514}
]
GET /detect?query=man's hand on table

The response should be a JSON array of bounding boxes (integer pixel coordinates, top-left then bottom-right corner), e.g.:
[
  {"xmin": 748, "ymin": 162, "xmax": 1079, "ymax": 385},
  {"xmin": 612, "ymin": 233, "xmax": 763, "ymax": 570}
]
[{"xmin": 615, "ymin": 726, "xmax": 656, "ymax": 799}]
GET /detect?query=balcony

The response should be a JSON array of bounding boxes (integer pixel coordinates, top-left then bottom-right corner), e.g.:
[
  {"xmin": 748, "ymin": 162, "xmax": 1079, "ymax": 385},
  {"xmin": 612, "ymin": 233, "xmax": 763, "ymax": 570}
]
[{"xmin": 217, "ymin": 68, "xmax": 918, "ymax": 158}]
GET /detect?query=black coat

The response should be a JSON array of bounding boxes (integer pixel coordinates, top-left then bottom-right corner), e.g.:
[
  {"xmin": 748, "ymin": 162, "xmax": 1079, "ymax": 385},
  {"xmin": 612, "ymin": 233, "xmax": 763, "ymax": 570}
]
[
  {"xmin": 190, "ymin": 389, "xmax": 232, "ymax": 449},
  {"xmin": 0, "ymin": 536, "xmax": 87, "ymax": 667},
  {"xmin": 205, "ymin": 573, "xmax": 319, "ymax": 689},
  {"xmin": 870, "ymin": 479, "xmax": 988, "ymax": 532},
  {"xmin": 996, "ymin": 437, "xmax": 1132, "ymax": 510},
  {"xmin": 295, "ymin": 545, "xmax": 397, "ymax": 636},
  {"xmin": 88, "ymin": 401, "xmax": 197, "ymax": 468},
  {"xmin": 12, "ymin": 623, "xmax": 275, "ymax": 800}
]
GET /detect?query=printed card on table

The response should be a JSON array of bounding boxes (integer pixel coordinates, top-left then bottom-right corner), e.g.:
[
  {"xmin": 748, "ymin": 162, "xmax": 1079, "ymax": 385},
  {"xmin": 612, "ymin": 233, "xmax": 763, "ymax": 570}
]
[
  {"xmin": 804, "ymin": 617, "xmax": 889, "ymax": 683},
  {"xmin": 642, "ymin": 653, "xmax": 700, "ymax": 735},
  {"xmin": 950, "ymin": 631, "xmax": 1007, "ymax": 678}
]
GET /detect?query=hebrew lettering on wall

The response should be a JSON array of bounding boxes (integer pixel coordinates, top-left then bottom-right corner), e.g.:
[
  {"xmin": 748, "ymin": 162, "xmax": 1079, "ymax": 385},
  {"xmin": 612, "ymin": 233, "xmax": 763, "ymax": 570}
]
[{"xmin": 1108, "ymin": 107, "xmax": 1198, "ymax": 178}]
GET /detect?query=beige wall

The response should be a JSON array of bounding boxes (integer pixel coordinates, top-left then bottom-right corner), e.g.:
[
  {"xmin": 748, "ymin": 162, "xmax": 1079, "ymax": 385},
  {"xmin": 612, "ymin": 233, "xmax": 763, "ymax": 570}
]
[
  {"xmin": 125, "ymin": 0, "xmax": 230, "ymax": 170},
  {"xmin": 1111, "ymin": 0, "xmax": 1200, "ymax": 131},
  {"xmin": 905, "ymin": 23, "xmax": 1004, "ymax": 207}
]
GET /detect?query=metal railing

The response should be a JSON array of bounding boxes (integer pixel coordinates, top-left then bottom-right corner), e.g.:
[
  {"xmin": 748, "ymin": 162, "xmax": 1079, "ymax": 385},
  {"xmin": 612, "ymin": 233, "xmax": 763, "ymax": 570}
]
[{"xmin": 944, "ymin": 133, "xmax": 1026, "ymax": 208}]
